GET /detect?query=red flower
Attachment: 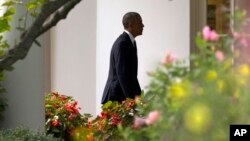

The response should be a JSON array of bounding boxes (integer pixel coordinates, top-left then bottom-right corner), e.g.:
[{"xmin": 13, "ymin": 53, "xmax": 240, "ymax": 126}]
[
  {"xmin": 60, "ymin": 95, "xmax": 66, "ymax": 100},
  {"xmin": 65, "ymin": 103, "xmax": 73, "ymax": 111},
  {"xmin": 51, "ymin": 120, "xmax": 59, "ymax": 127},
  {"xmin": 88, "ymin": 119, "xmax": 92, "ymax": 129},
  {"xmin": 73, "ymin": 108, "xmax": 79, "ymax": 114},
  {"xmin": 100, "ymin": 112, "xmax": 107, "ymax": 119},
  {"xmin": 112, "ymin": 119, "xmax": 119, "ymax": 125},
  {"xmin": 72, "ymin": 101, "xmax": 78, "ymax": 107},
  {"xmin": 52, "ymin": 92, "xmax": 59, "ymax": 97},
  {"xmin": 111, "ymin": 114, "xmax": 119, "ymax": 125},
  {"xmin": 47, "ymin": 111, "xmax": 52, "ymax": 116},
  {"xmin": 68, "ymin": 114, "xmax": 75, "ymax": 121}
]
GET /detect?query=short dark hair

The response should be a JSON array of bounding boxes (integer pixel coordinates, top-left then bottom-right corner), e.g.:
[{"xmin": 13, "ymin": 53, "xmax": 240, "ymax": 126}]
[{"xmin": 122, "ymin": 12, "xmax": 141, "ymax": 29}]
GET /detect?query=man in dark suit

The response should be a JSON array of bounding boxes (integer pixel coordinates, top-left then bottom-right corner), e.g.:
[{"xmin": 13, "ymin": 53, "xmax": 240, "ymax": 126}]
[{"xmin": 101, "ymin": 12, "xmax": 144, "ymax": 104}]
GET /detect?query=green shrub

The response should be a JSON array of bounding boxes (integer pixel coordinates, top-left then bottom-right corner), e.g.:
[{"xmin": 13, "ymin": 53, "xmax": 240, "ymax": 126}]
[{"xmin": 0, "ymin": 127, "xmax": 61, "ymax": 141}]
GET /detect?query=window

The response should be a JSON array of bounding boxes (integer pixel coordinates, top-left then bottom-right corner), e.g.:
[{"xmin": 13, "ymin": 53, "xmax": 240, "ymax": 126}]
[{"xmin": 207, "ymin": 0, "xmax": 232, "ymax": 33}]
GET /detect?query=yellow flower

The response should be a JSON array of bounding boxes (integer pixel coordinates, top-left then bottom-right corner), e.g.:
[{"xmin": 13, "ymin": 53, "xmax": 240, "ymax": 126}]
[
  {"xmin": 168, "ymin": 83, "xmax": 185, "ymax": 102},
  {"xmin": 206, "ymin": 70, "xmax": 217, "ymax": 81},
  {"xmin": 238, "ymin": 64, "xmax": 250, "ymax": 77},
  {"xmin": 184, "ymin": 103, "xmax": 212, "ymax": 134},
  {"xmin": 168, "ymin": 81, "xmax": 191, "ymax": 109},
  {"xmin": 216, "ymin": 80, "xmax": 225, "ymax": 93}
]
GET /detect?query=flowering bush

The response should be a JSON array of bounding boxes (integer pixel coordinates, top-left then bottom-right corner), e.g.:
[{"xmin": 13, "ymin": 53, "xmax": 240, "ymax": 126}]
[
  {"xmin": 69, "ymin": 98, "xmax": 142, "ymax": 141},
  {"xmin": 118, "ymin": 9, "xmax": 250, "ymax": 141},
  {"xmin": 45, "ymin": 92, "xmax": 90, "ymax": 139}
]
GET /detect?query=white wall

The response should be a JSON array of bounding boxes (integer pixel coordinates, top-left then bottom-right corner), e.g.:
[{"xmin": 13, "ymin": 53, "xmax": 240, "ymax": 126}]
[
  {"xmin": 96, "ymin": 0, "xmax": 190, "ymax": 114},
  {"xmin": 51, "ymin": 0, "xmax": 97, "ymax": 115}
]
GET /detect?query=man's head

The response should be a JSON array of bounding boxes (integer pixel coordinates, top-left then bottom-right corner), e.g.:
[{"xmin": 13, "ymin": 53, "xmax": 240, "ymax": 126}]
[{"xmin": 122, "ymin": 12, "xmax": 144, "ymax": 38}]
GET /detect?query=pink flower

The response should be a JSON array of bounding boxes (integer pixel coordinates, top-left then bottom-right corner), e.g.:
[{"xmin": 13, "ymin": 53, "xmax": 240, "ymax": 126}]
[
  {"xmin": 233, "ymin": 32, "xmax": 240, "ymax": 38},
  {"xmin": 161, "ymin": 52, "xmax": 176, "ymax": 64},
  {"xmin": 145, "ymin": 110, "xmax": 160, "ymax": 126},
  {"xmin": 202, "ymin": 26, "xmax": 219, "ymax": 41},
  {"xmin": 215, "ymin": 50, "xmax": 224, "ymax": 62},
  {"xmin": 240, "ymin": 38, "xmax": 248, "ymax": 47},
  {"xmin": 132, "ymin": 116, "xmax": 146, "ymax": 129}
]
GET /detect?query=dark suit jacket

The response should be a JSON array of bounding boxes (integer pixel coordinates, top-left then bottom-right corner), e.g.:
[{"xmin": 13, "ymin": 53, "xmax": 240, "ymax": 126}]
[{"xmin": 101, "ymin": 32, "xmax": 141, "ymax": 104}]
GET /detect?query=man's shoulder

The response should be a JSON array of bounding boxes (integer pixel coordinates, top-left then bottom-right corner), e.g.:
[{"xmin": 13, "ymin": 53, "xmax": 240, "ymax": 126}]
[
  {"xmin": 114, "ymin": 32, "xmax": 130, "ymax": 44},
  {"xmin": 117, "ymin": 32, "xmax": 128, "ymax": 40}
]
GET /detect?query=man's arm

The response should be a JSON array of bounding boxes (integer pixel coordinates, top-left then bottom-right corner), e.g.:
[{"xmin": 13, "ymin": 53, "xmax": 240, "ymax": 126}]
[{"xmin": 116, "ymin": 42, "xmax": 135, "ymax": 98}]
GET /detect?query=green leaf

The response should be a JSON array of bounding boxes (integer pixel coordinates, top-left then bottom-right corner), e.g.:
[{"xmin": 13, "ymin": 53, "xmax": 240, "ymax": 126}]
[
  {"xmin": 37, "ymin": 0, "xmax": 46, "ymax": 3},
  {"xmin": 26, "ymin": 2, "xmax": 37, "ymax": 11},
  {"xmin": 0, "ymin": 50, "xmax": 5, "ymax": 57},
  {"xmin": 0, "ymin": 40, "xmax": 10, "ymax": 48},
  {"xmin": 0, "ymin": 19, "xmax": 10, "ymax": 33},
  {"xmin": 195, "ymin": 36, "xmax": 207, "ymax": 48},
  {"xmin": 30, "ymin": 12, "xmax": 38, "ymax": 17},
  {"xmin": 3, "ymin": 7, "xmax": 16, "ymax": 17},
  {"xmin": 4, "ymin": 16, "xmax": 13, "ymax": 22},
  {"xmin": 102, "ymin": 101, "xmax": 112, "ymax": 109},
  {"xmin": 1, "ymin": 1, "xmax": 15, "ymax": 6}
]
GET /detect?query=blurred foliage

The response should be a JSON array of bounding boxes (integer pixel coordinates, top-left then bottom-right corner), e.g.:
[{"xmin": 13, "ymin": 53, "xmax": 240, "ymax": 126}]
[
  {"xmin": 118, "ymin": 9, "xmax": 250, "ymax": 141},
  {"xmin": 0, "ymin": 126, "xmax": 61, "ymax": 141},
  {"xmin": 68, "ymin": 8, "xmax": 250, "ymax": 141}
]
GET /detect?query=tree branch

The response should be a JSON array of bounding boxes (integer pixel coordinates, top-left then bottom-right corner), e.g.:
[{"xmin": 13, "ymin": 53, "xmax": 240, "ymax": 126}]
[
  {"xmin": 38, "ymin": 0, "xmax": 82, "ymax": 37},
  {"xmin": 0, "ymin": 0, "xmax": 82, "ymax": 70}
]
